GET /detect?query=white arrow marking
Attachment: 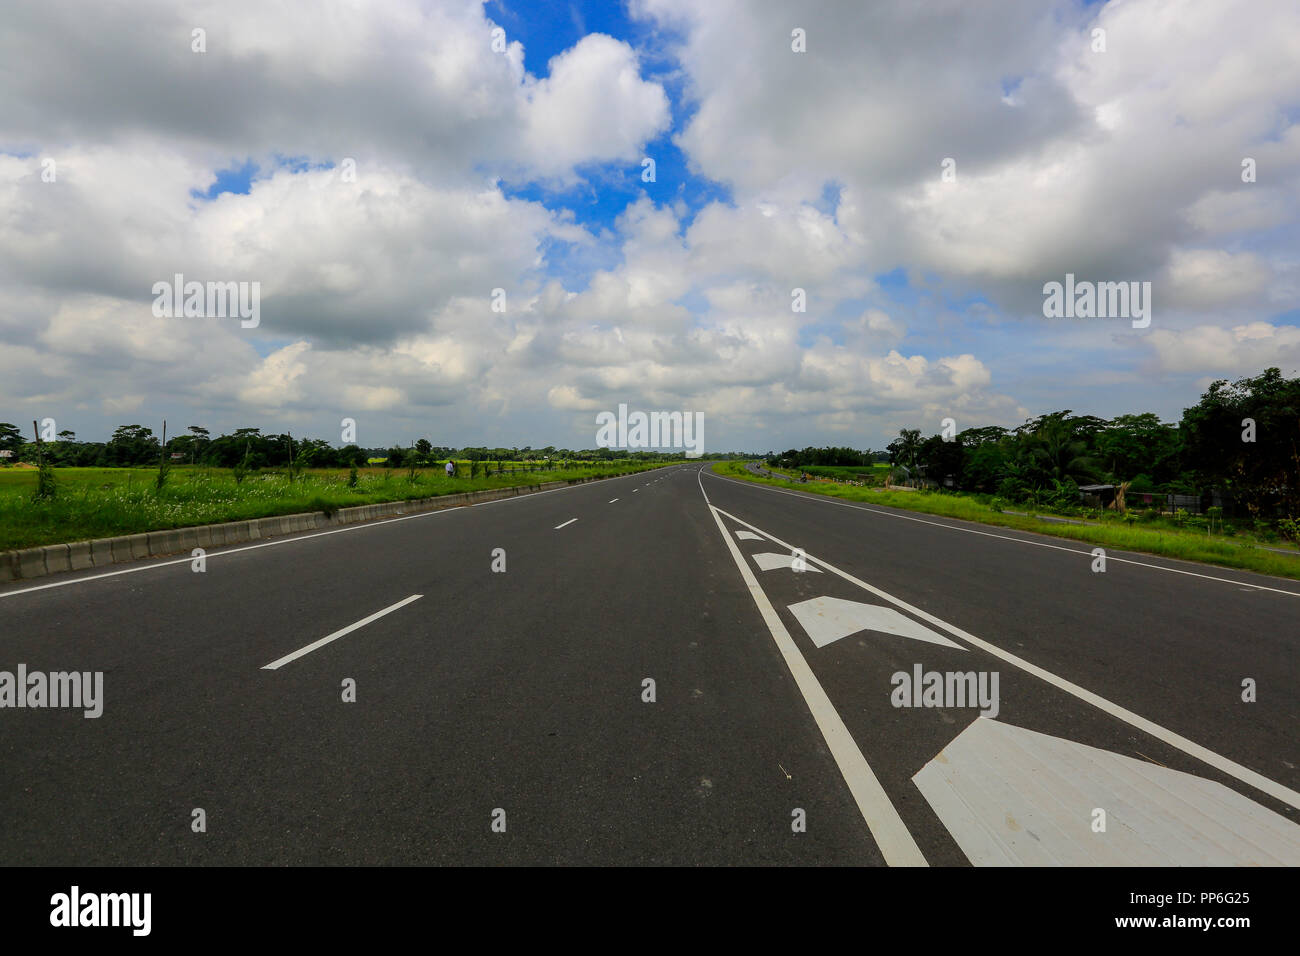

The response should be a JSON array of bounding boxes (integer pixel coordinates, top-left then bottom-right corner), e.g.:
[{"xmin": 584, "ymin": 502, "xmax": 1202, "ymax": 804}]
[
  {"xmin": 914, "ymin": 719, "xmax": 1300, "ymax": 866},
  {"xmin": 752, "ymin": 552, "xmax": 823, "ymax": 572},
  {"xmin": 787, "ymin": 596, "xmax": 964, "ymax": 649},
  {"xmin": 711, "ymin": 504, "xmax": 1300, "ymax": 812}
]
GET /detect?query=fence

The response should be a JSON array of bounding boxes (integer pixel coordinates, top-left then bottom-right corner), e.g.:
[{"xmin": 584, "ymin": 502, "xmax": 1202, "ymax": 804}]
[{"xmin": 1127, "ymin": 492, "xmax": 1225, "ymax": 515}]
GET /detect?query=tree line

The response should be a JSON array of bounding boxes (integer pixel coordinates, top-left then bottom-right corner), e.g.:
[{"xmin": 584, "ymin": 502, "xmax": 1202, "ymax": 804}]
[
  {"xmin": 0, "ymin": 424, "xmax": 743, "ymax": 470},
  {"xmin": 770, "ymin": 368, "xmax": 1299, "ymax": 520},
  {"xmin": 768, "ymin": 446, "xmax": 891, "ymax": 467}
]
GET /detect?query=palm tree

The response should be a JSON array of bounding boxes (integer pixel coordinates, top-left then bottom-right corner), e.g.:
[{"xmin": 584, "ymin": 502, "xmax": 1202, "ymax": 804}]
[
  {"xmin": 888, "ymin": 429, "xmax": 923, "ymax": 486},
  {"xmin": 1028, "ymin": 417, "xmax": 1100, "ymax": 485}
]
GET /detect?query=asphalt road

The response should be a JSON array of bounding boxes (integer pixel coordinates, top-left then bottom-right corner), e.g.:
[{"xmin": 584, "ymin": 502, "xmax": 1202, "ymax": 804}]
[{"xmin": 1, "ymin": 463, "xmax": 1297, "ymax": 866}]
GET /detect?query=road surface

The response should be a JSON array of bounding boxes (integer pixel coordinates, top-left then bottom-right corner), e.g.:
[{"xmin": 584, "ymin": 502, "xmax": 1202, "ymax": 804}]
[{"xmin": 2, "ymin": 464, "xmax": 1297, "ymax": 865}]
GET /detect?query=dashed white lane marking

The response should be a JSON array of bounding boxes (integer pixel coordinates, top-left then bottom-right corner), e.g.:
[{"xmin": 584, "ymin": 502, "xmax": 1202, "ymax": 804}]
[
  {"xmin": 1, "ymin": 468, "xmax": 659, "ymax": 600},
  {"xmin": 711, "ymin": 502, "xmax": 1300, "ymax": 813},
  {"xmin": 554, "ymin": 518, "xmax": 578, "ymax": 530},
  {"xmin": 788, "ymin": 595, "xmax": 963, "ymax": 649},
  {"xmin": 915, "ymin": 719, "xmax": 1300, "ymax": 865},
  {"xmin": 697, "ymin": 469, "xmax": 927, "ymax": 866},
  {"xmin": 262, "ymin": 594, "xmax": 422, "ymax": 670},
  {"xmin": 608, "ymin": 498, "xmax": 619, "ymax": 503},
  {"xmin": 751, "ymin": 552, "xmax": 823, "ymax": 573},
  {"xmin": 735, "ymin": 530, "xmax": 763, "ymax": 541}
]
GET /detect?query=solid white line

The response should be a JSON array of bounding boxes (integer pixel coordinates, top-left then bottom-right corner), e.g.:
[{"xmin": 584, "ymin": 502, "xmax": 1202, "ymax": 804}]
[
  {"xmin": 705, "ymin": 469, "xmax": 1300, "ymax": 597},
  {"xmin": 712, "ymin": 503, "xmax": 1300, "ymax": 813},
  {"xmin": 696, "ymin": 469, "xmax": 927, "ymax": 866},
  {"xmin": 554, "ymin": 518, "xmax": 578, "ymax": 529},
  {"xmin": 0, "ymin": 467, "xmax": 668, "ymax": 600},
  {"xmin": 262, "ymin": 594, "xmax": 422, "ymax": 670}
]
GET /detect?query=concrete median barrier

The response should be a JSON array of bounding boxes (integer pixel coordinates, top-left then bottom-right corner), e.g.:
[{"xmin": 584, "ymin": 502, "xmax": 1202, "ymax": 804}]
[
  {"xmin": 127, "ymin": 534, "xmax": 151, "ymax": 560},
  {"xmin": 17, "ymin": 547, "xmax": 46, "ymax": 579},
  {"xmin": 90, "ymin": 537, "xmax": 115, "ymax": 567},
  {"xmin": 146, "ymin": 530, "xmax": 185, "ymax": 556},
  {"xmin": 68, "ymin": 541, "xmax": 93, "ymax": 571},
  {"xmin": 1, "ymin": 468, "xmax": 645, "ymax": 585},
  {"xmin": 43, "ymin": 545, "xmax": 71, "ymax": 575},
  {"xmin": 107, "ymin": 536, "xmax": 134, "ymax": 564}
]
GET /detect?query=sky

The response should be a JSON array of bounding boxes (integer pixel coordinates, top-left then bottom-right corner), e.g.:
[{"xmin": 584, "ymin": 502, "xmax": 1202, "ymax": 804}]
[{"xmin": 1, "ymin": 0, "xmax": 1298, "ymax": 453}]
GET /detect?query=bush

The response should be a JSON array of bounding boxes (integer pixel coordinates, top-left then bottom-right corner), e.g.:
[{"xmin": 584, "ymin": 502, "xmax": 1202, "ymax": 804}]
[
  {"xmin": 996, "ymin": 477, "xmax": 1029, "ymax": 501},
  {"xmin": 233, "ymin": 445, "xmax": 252, "ymax": 484},
  {"xmin": 308, "ymin": 496, "xmax": 337, "ymax": 518},
  {"xmin": 34, "ymin": 461, "xmax": 57, "ymax": 501},
  {"xmin": 1128, "ymin": 473, "xmax": 1156, "ymax": 494}
]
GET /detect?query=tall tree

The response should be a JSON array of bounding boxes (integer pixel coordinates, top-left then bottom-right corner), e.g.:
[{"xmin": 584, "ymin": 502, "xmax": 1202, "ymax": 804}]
[{"xmin": 1181, "ymin": 367, "xmax": 1300, "ymax": 517}]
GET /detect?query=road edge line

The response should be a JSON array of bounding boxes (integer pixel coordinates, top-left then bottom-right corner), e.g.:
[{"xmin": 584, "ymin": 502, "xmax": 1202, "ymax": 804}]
[
  {"xmin": 712, "ymin": 503, "xmax": 1300, "ymax": 813},
  {"xmin": 697, "ymin": 468, "xmax": 927, "ymax": 866}
]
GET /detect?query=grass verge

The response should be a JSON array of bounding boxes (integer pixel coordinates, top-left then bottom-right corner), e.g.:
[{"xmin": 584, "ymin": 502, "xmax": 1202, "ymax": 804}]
[
  {"xmin": 0, "ymin": 462, "xmax": 666, "ymax": 551},
  {"xmin": 712, "ymin": 461, "xmax": 1300, "ymax": 583}
]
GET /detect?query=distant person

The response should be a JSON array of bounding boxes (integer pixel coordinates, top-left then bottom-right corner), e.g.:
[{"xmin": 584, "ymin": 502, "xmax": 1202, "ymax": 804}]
[{"xmin": 445, "ymin": 460, "xmax": 454, "ymax": 478}]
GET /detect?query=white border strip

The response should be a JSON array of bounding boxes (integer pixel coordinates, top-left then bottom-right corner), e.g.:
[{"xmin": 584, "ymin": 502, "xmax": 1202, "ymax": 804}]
[{"xmin": 698, "ymin": 470, "xmax": 927, "ymax": 865}]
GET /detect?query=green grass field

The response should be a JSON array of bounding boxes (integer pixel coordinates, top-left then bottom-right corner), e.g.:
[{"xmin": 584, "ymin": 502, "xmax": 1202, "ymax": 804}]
[
  {"xmin": 714, "ymin": 461, "xmax": 1300, "ymax": 582},
  {"xmin": 0, "ymin": 461, "xmax": 664, "ymax": 551},
  {"xmin": 800, "ymin": 463, "xmax": 889, "ymax": 482}
]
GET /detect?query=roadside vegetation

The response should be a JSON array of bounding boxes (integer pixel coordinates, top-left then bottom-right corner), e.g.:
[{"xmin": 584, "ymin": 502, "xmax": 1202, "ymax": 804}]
[
  {"xmin": 749, "ymin": 368, "xmax": 1300, "ymax": 574},
  {"xmin": 0, "ymin": 461, "xmax": 663, "ymax": 551},
  {"xmin": 714, "ymin": 460, "xmax": 1300, "ymax": 582},
  {"xmin": 719, "ymin": 371, "xmax": 1300, "ymax": 585},
  {"xmin": 767, "ymin": 369, "xmax": 1298, "ymax": 538}
]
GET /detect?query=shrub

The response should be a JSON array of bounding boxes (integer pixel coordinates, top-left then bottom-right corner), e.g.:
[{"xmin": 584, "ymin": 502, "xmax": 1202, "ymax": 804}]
[
  {"xmin": 34, "ymin": 460, "xmax": 57, "ymax": 501},
  {"xmin": 1128, "ymin": 473, "xmax": 1156, "ymax": 494},
  {"xmin": 233, "ymin": 444, "xmax": 252, "ymax": 484},
  {"xmin": 308, "ymin": 496, "xmax": 337, "ymax": 518}
]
